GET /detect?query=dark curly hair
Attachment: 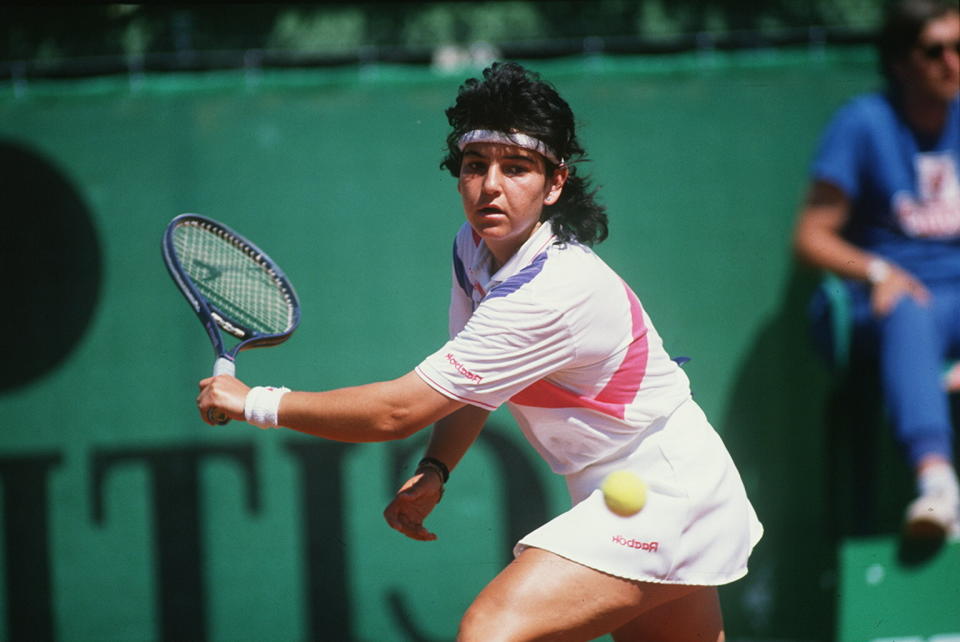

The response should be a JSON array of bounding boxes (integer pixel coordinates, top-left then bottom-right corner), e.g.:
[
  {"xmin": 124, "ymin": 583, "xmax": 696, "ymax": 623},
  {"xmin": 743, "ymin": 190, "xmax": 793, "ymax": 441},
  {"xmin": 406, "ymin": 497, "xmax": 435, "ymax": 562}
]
[{"xmin": 440, "ymin": 62, "xmax": 608, "ymax": 246}]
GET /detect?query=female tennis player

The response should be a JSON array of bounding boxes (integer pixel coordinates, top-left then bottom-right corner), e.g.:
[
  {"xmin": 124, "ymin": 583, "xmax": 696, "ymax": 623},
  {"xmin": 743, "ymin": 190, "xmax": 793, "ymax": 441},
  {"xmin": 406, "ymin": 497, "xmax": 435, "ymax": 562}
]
[{"xmin": 197, "ymin": 62, "xmax": 762, "ymax": 641}]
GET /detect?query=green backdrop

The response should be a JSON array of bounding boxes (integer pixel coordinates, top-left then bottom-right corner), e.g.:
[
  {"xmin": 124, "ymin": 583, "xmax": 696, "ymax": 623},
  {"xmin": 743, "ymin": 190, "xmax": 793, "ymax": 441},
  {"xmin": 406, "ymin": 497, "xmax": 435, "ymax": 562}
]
[{"xmin": 0, "ymin": 49, "xmax": 941, "ymax": 641}]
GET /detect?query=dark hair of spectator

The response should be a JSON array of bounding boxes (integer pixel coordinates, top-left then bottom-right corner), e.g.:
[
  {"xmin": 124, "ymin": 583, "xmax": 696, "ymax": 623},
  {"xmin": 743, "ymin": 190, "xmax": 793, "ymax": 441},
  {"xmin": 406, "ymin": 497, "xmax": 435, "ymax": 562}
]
[{"xmin": 878, "ymin": 0, "xmax": 959, "ymax": 84}]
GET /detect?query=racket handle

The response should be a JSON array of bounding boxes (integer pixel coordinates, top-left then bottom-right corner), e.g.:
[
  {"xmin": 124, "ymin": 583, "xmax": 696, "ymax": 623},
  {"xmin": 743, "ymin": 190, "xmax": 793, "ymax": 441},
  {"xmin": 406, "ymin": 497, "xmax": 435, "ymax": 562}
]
[
  {"xmin": 213, "ymin": 356, "xmax": 236, "ymax": 377},
  {"xmin": 210, "ymin": 356, "xmax": 236, "ymax": 425}
]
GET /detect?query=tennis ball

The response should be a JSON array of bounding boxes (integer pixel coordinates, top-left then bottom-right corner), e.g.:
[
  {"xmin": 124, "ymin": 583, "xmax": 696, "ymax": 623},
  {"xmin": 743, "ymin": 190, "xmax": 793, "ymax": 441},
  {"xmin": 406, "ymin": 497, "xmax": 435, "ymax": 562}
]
[{"xmin": 602, "ymin": 470, "xmax": 647, "ymax": 517}]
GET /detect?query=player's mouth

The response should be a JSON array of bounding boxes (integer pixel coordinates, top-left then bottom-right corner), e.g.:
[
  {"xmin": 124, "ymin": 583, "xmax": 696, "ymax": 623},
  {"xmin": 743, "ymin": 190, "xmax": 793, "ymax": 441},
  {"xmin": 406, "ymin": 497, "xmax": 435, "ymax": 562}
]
[{"xmin": 477, "ymin": 205, "xmax": 506, "ymax": 216}]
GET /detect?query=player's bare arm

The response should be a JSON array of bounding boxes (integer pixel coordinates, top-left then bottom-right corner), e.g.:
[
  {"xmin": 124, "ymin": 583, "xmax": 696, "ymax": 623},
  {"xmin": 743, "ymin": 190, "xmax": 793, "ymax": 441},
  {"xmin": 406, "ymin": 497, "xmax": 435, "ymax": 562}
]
[
  {"xmin": 383, "ymin": 405, "xmax": 489, "ymax": 541},
  {"xmin": 423, "ymin": 404, "xmax": 489, "ymax": 472},
  {"xmin": 198, "ymin": 371, "xmax": 464, "ymax": 441}
]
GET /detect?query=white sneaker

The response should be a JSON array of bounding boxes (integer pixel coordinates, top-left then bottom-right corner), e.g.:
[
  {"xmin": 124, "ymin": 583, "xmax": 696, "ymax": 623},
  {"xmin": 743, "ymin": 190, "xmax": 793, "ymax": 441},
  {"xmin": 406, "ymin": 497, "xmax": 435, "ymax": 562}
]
[{"xmin": 904, "ymin": 490, "xmax": 960, "ymax": 540}]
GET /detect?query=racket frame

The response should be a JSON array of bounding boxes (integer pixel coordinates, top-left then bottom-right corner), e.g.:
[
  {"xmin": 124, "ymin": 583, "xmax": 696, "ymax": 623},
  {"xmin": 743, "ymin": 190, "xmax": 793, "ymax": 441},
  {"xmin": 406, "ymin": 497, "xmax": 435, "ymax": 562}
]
[{"xmin": 162, "ymin": 213, "xmax": 301, "ymax": 376}]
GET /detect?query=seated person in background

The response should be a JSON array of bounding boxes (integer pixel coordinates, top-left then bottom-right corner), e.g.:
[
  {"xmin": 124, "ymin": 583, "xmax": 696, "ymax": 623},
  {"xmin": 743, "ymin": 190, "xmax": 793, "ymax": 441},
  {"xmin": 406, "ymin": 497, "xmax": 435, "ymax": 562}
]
[{"xmin": 793, "ymin": 0, "xmax": 960, "ymax": 539}]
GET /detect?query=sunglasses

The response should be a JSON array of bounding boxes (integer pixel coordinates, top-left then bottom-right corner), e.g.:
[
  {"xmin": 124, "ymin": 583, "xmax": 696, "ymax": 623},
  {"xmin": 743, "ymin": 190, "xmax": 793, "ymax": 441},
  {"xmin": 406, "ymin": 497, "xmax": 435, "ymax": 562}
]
[{"xmin": 917, "ymin": 40, "xmax": 960, "ymax": 60}]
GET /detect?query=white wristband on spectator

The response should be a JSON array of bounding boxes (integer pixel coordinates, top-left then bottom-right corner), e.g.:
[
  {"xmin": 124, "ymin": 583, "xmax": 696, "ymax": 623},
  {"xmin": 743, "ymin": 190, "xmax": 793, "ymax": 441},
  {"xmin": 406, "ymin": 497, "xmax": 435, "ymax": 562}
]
[
  {"xmin": 244, "ymin": 386, "xmax": 291, "ymax": 429},
  {"xmin": 866, "ymin": 258, "xmax": 891, "ymax": 285}
]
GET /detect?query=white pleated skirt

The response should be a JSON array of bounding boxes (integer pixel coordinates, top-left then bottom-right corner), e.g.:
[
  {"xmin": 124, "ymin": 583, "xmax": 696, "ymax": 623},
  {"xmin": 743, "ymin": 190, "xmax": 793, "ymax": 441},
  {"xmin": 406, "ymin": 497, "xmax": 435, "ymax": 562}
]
[{"xmin": 515, "ymin": 399, "xmax": 763, "ymax": 585}]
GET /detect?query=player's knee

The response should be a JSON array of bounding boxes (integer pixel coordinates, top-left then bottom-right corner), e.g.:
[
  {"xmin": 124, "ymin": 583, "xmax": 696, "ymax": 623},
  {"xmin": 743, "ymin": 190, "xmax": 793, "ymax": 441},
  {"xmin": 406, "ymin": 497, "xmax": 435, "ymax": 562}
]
[{"xmin": 456, "ymin": 601, "xmax": 493, "ymax": 642}]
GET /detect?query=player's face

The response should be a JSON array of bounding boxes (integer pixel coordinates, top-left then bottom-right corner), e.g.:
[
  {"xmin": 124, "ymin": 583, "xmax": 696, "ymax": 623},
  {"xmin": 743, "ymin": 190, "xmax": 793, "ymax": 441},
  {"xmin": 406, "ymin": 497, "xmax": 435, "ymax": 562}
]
[
  {"xmin": 897, "ymin": 11, "xmax": 960, "ymax": 103},
  {"xmin": 458, "ymin": 142, "xmax": 566, "ymax": 265}
]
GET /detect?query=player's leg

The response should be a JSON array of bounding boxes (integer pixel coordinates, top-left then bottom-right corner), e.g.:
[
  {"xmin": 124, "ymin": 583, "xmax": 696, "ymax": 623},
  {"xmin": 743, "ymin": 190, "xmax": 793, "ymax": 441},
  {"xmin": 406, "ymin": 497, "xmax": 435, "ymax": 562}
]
[
  {"xmin": 611, "ymin": 584, "xmax": 723, "ymax": 642},
  {"xmin": 457, "ymin": 547, "xmax": 718, "ymax": 642}
]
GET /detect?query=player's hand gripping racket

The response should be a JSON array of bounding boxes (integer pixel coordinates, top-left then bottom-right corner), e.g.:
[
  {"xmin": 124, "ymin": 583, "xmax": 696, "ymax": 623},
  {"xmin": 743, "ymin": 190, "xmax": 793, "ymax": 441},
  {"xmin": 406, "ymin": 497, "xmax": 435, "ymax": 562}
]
[{"xmin": 162, "ymin": 214, "xmax": 300, "ymax": 424}]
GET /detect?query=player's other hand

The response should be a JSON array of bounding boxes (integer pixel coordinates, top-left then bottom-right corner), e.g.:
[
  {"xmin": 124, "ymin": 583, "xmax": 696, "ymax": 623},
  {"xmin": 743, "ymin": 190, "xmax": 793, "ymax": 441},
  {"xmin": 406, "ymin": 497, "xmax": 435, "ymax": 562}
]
[
  {"xmin": 196, "ymin": 375, "xmax": 250, "ymax": 425},
  {"xmin": 384, "ymin": 471, "xmax": 444, "ymax": 541}
]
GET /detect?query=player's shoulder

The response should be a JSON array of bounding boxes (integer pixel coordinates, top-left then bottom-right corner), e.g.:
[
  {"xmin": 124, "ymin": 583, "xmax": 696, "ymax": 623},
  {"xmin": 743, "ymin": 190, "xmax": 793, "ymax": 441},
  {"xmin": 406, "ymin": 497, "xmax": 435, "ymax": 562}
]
[
  {"xmin": 451, "ymin": 222, "xmax": 485, "ymax": 266},
  {"xmin": 454, "ymin": 221, "xmax": 478, "ymax": 242},
  {"xmin": 534, "ymin": 240, "xmax": 618, "ymax": 297},
  {"xmin": 453, "ymin": 222, "xmax": 483, "ymax": 254},
  {"xmin": 546, "ymin": 238, "xmax": 606, "ymax": 271}
]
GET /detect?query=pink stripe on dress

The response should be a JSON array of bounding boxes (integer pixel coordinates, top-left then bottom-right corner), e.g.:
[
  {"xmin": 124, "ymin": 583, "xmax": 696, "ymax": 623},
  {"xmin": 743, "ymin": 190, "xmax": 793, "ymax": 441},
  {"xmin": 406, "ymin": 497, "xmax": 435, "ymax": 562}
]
[{"xmin": 509, "ymin": 282, "xmax": 648, "ymax": 419}]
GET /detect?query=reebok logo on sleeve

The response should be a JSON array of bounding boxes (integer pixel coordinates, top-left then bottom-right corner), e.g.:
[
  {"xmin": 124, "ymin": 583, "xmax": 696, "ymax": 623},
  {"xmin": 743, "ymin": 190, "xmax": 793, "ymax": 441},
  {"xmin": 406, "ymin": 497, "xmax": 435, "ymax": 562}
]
[{"xmin": 445, "ymin": 353, "xmax": 483, "ymax": 383}]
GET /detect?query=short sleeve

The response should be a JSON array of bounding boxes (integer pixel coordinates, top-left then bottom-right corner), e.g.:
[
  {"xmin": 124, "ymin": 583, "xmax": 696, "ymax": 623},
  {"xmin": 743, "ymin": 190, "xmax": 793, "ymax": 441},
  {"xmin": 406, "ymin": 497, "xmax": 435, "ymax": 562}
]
[
  {"xmin": 416, "ymin": 287, "xmax": 575, "ymax": 410},
  {"xmin": 810, "ymin": 100, "xmax": 869, "ymax": 200}
]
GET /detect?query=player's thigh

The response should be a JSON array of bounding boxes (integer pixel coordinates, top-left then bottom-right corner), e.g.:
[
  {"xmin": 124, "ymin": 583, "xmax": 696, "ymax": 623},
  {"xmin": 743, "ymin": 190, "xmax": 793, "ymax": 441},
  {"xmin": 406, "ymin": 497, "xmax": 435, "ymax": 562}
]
[
  {"xmin": 612, "ymin": 585, "xmax": 724, "ymax": 642},
  {"xmin": 458, "ymin": 547, "xmax": 703, "ymax": 642}
]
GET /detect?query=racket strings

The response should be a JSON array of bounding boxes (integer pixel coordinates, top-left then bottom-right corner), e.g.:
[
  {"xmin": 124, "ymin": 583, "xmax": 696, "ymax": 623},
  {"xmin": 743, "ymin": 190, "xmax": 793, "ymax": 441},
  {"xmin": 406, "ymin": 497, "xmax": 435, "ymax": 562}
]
[{"xmin": 172, "ymin": 222, "xmax": 295, "ymax": 335}]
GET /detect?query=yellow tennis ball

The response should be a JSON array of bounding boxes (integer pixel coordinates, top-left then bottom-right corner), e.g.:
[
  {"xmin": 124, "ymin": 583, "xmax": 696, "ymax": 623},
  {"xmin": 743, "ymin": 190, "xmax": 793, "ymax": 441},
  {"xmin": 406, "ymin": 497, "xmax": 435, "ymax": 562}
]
[{"xmin": 602, "ymin": 470, "xmax": 647, "ymax": 517}]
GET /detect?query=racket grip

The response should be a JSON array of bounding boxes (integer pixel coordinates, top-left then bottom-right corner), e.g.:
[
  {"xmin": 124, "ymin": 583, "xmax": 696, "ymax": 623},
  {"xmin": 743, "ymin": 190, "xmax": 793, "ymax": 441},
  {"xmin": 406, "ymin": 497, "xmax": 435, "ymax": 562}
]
[
  {"xmin": 213, "ymin": 356, "xmax": 236, "ymax": 377},
  {"xmin": 210, "ymin": 356, "xmax": 235, "ymax": 425}
]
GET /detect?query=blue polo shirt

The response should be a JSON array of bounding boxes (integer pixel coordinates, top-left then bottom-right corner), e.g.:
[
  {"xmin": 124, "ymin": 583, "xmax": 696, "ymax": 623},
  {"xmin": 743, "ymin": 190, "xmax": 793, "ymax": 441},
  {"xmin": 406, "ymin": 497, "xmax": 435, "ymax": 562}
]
[{"xmin": 811, "ymin": 92, "xmax": 960, "ymax": 283}]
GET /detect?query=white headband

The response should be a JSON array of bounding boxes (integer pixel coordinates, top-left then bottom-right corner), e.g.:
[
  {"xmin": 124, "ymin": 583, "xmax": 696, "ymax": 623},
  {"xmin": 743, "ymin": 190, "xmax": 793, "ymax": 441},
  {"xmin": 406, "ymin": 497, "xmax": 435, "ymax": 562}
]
[{"xmin": 457, "ymin": 129, "xmax": 562, "ymax": 165}]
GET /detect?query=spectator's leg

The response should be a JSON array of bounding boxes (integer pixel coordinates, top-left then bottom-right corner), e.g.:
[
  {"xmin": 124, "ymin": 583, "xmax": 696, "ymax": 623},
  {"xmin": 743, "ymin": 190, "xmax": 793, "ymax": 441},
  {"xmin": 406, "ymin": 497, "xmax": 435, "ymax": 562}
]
[{"xmin": 879, "ymin": 295, "xmax": 958, "ymax": 537}]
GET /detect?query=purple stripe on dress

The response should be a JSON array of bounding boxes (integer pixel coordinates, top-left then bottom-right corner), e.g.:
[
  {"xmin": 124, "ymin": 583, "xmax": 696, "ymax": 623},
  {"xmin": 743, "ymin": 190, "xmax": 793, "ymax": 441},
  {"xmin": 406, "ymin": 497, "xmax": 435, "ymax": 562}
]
[
  {"xmin": 453, "ymin": 239, "xmax": 472, "ymax": 299},
  {"xmin": 486, "ymin": 252, "xmax": 548, "ymax": 300}
]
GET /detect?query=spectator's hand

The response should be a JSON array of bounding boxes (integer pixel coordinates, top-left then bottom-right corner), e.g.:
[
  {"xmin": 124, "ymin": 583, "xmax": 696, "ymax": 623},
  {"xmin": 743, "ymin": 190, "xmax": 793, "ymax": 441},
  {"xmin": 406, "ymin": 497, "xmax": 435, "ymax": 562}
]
[
  {"xmin": 383, "ymin": 471, "xmax": 444, "ymax": 541},
  {"xmin": 871, "ymin": 266, "xmax": 931, "ymax": 317}
]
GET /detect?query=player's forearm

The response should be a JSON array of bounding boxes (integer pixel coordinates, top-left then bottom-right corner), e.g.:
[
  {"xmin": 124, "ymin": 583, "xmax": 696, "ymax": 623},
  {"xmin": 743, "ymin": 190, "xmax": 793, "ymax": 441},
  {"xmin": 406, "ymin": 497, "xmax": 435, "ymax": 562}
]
[
  {"xmin": 277, "ymin": 385, "xmax": 411, "ymax": 442},
  {"xmin": 423, "ymin": 404, "xmax": 489, "ymax": 471},
  {"xmin": 275, "ymin": 372, "xmax": 462, "ymax": 443}
]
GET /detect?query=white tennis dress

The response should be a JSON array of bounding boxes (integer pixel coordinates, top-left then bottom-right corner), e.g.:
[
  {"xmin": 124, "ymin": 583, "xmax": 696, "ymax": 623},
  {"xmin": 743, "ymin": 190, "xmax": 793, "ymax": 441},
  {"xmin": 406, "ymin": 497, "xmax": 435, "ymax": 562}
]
[{"xmin": 416, "ymin": 221, "xmax": 762, "ymax": 585}]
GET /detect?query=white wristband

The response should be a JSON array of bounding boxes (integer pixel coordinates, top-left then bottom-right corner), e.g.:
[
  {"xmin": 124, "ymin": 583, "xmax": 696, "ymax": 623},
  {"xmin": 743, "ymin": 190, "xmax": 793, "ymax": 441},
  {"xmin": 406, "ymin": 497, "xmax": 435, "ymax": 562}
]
[
  {"xmin": 866, "ymin": 258, "xmax": 891, "ymax": 285},
  {"xmin": 244, "ymin": 386, "xmax": 291, "ymax": 429}
]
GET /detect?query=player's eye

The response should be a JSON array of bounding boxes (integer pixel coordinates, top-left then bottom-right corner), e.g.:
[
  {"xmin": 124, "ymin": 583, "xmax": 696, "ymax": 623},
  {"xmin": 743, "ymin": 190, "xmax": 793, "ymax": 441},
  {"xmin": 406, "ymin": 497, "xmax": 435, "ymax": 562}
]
[{"xmin": 462, "ymin": 160, "xmax": 486, "ymax": 174}]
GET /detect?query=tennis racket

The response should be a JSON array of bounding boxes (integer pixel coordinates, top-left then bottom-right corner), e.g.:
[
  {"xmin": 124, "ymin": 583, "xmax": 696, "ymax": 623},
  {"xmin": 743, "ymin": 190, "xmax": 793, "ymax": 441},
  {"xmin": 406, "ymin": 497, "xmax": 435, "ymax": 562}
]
[{"xmin": 162, "ymin": 213, "xmax": 301, "ymax": 424}]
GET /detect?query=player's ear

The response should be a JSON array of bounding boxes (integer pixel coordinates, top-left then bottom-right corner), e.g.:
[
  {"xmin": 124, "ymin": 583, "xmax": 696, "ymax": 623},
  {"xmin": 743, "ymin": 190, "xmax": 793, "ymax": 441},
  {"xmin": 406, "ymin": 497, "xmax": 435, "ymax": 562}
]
[{"xmin": 544, "ymin": 165, "xmax": 568, "ymax": 206}]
